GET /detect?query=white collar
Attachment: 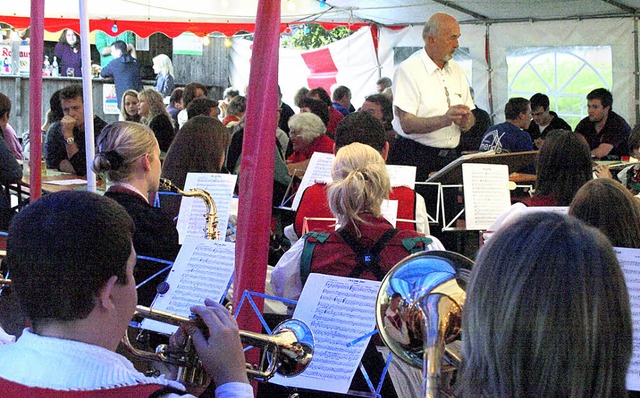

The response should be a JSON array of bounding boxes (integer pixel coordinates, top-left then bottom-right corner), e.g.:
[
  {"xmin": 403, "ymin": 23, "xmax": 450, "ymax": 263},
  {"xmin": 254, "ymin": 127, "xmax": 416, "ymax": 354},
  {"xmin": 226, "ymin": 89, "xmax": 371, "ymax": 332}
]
[{"xmin": 112, "ymin": 182, "xmax": 150, "ymax": 204}]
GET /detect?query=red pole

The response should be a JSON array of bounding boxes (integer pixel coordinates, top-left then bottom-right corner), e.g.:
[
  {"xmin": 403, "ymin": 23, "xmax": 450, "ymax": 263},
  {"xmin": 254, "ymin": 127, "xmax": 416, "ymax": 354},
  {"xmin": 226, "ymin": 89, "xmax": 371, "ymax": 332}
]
[{"xmin": 29, "ymin": 0, "xmax": 44, "ymax": 202}]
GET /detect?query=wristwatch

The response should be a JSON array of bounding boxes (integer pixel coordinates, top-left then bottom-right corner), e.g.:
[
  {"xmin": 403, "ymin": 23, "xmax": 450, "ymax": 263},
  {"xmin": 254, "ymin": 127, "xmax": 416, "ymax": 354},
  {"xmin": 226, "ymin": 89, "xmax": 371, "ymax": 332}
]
[{"xmin": 65, "ymin": 136, "xmax": 75, "ymax": 145}]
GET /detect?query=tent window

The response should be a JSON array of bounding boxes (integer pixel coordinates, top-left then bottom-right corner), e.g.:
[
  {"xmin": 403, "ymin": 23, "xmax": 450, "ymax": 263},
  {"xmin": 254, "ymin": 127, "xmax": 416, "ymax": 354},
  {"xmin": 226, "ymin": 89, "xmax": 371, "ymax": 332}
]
[{"xmin": 507, "ymin": 46, "xmax": 612, "ymax": 129}]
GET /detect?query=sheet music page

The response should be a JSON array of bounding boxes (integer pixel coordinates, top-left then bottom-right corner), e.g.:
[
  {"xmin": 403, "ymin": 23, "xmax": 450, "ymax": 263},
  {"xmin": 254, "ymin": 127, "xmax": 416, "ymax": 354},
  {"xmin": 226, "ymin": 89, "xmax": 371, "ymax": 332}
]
[
  {"xmin": 141, "ymin": 238, "xmax": 235, "ymax": 335},
  {"xmin": 386, "ymin": 165, "xmax": 416, "ymax": 189},
  {"xmin": 270, "ymin": 274, "xmax": 381, "ymax": 393},
  {"xmin": 291, "ymin": 152, "xmax": 335, "ymax": 211},
  {"xmin": 462, "ymin": 163, "xmax": 511, "ymax": 230},
  {"xmin": 176, "ymin": 173, "xmax": 237, "ymax": 244},
  {"xmin": 616, "ymin": 247, "xmax": 640, "ymax": 391},
  {"xmin": 381, "ymin": 199, "xmax": 398, "ymax": 227}
]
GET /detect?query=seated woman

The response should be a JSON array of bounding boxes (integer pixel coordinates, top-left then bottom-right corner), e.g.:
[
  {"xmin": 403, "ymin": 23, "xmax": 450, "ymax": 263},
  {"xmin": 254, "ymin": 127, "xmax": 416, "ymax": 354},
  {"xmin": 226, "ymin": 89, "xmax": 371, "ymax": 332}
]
[
  {"xmin": 286, "ymin": 112, "xmax": 334, "ymax": 175},
  {"xmin": 94, "ymin": 121, "xmax": 179, "ymax": 306},
  {"xmin": 161, "ymin": 115, "xmax": 230, "ymax": 219},
  {"xmin": 462, "ymin": 212, "xmax": 632, "ymax": 397},
  {"xmin": 569, "ymin": 178, "xmax": 640, "ymax": 248},
  {"xmin": 272, "ymin": 142, "xmax": 443, "ymax": 302},
  {"xmin": 120, "ymin": 89, "xmax": 140, "ymax": 123},
  {"xmin": 595, "ymin": 124, "xmax": 640, "ymax": 194},
  {"xmin": 137, "ymin": 88, "xmax": 175, "ymax": 153}
]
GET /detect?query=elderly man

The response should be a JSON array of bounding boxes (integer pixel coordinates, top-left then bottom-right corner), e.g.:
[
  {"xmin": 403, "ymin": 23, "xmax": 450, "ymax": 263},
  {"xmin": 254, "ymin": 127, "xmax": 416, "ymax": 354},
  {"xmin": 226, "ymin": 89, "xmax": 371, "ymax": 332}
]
[
  {"xmin": 45, "ymin": 84, "xmax": 107, "ymax": 175},
  {"xmin": 0, "ymin": 191, "xmax": 252, "ymax": 397},
  {"xmin": 390, "ymin": 13, "xmax": 475, "ymax": 182},
  {"xmin": 574, "ymin": 88, "xmax": 631, "ymax": 160}
]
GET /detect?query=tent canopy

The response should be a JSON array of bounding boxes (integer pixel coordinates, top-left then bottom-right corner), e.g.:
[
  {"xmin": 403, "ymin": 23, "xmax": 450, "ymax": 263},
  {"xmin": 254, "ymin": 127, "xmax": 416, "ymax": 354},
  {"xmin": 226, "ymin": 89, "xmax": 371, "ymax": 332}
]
[{"xmin": 1, "ymin": 0, "xmax": 639, "ymax": 37}]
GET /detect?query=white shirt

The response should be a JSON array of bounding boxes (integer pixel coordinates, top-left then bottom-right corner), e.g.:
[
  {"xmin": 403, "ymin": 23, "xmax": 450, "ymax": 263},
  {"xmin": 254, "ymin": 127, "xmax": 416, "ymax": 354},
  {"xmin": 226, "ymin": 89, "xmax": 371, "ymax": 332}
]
[{"xmin": 392, "ymin": 49, "xmax": 474, "ymax": 148}]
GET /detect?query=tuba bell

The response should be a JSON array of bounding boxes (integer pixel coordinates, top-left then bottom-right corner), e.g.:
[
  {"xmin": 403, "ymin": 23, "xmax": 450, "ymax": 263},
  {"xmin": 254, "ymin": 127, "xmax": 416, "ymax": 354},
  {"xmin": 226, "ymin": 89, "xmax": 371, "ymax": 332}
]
[
  {"xmin": 375, "ymin": 250, "xmax": 473, "ymax": 398},
  {"xmin": 122, "ymin": 305, "xmax": 314, "ymax": 387}
]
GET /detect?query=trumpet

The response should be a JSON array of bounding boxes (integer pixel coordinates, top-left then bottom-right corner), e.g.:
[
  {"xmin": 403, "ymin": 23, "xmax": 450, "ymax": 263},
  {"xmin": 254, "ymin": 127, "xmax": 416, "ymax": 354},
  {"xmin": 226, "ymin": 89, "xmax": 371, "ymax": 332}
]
[
  {"xmin": 123, "ymin": 305, "xmax": 314, "ymax": 387},
  {"xmin": 159, "ymin": 178, "xmax": 220, "ymax": 240}
]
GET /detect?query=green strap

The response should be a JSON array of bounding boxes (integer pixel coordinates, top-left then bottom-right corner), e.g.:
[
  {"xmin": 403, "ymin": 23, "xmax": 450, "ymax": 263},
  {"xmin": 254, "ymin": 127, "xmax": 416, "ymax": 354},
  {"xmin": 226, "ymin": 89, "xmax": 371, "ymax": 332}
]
[
  {"xmin": 300, "ymin": 232, "xmax": 330, "ymax": 285},
  {"xmin": 402, "ymin": 236, "xmax": 433, "ymax": 253}
]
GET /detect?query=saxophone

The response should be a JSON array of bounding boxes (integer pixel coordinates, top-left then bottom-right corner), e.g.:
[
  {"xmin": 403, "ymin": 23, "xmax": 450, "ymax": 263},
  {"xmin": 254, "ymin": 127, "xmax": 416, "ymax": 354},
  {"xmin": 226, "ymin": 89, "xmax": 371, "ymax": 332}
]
[{"xmin": 160, "ymin": 178, "xmax": 220, "ymax": 240}]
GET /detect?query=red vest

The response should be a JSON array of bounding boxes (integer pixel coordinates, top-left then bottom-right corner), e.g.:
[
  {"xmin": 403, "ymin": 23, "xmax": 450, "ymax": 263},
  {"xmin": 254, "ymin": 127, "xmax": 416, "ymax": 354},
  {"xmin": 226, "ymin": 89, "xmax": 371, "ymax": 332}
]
[
  {"xmin": 294, "ymin": 183, "xmax": 418, "ymax": 237},
  {"xmin": 0, "ymin": 378, "xmax": 170, "ymax": 398}
]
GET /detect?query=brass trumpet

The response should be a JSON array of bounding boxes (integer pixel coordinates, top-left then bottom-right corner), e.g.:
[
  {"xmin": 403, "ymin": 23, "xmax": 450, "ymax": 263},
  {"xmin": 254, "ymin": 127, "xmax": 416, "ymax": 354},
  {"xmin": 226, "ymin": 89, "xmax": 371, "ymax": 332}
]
[
  {"xmin": 159, "ymin": 178, "xmax": 220, "ymax": 240},
  {"xmin": 123, "ymin": 305, "xmax": 314, "ymax": 387}
]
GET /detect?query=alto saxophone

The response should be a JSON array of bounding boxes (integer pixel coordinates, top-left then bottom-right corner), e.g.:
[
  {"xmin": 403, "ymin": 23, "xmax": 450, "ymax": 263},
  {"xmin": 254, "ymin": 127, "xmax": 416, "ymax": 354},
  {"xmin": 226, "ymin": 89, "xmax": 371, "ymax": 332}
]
[{"xmin": 160, "ymin": 178, "xmax": 220, "ymax": 240}]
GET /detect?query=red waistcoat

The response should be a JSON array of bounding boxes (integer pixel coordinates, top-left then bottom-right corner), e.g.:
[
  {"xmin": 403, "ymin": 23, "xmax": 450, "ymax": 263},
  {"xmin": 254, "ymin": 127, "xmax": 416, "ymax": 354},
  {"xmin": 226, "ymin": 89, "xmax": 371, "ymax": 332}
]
[{"xmin": 0, "ymin": 378, "xmax": 171, "ymax": 398}]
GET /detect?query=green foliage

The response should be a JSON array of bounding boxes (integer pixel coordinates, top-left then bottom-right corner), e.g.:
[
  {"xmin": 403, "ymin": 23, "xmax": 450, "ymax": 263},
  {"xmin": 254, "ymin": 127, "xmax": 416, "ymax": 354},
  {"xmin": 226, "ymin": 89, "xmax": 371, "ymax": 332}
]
[{"xmin": 281, "ymin": 24, "xmax": 352, "ymax": 50}]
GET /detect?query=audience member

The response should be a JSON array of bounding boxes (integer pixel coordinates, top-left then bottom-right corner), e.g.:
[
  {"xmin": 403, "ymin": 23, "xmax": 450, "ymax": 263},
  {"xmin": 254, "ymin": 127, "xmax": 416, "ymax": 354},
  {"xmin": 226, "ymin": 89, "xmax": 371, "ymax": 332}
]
[
  {"xmin": 187, "ymin": 97, "xmax": 220, "ymax": 120},
  {"xmin": 331, "ymin": 85, "xmax": 353, "ymax": 116},
  {"xmin": 54, "ymin": 29, "xmax": 82, "ymax": 77},
  {"xmin": 120, "ymin": 89, "xmax": 140, "ymax": 123},
  {"xmin": 93, "ymin": 121, "xmax": 179, "ymax": 306},
  {"xmin": 219, "ymin": 87, "xmax": 240, "ymax": 120},
  {"xmin": 152, "ymin": 54, "xmax": 175, "ymax": 98},
  {"xmin": 298, "ymin": 97, "xmax": 330, "ymax": 127},
  {"xmin": 294, "ymin": 87, "xmax": 310, "ymax": 108},
  {"xmin": 278, "ymin": 85, "xmax": 295, "ymax": 134},
  {"xmin": 95, "ymin": 30, "xmax": 136, "ymax": 67},
  {"xmin": 569, "ymin": 178, "xmax": 640, "ymax": 248},
  {"xmin": 100, "ymin": 40, "xmax": 143, "ymax": 109},
  {"xmin": 457, "ymin": 87, "xmax": 491, "ymax": 153},
  {"xmin": 45, "ymin": 84, "xmax": 108, "ymax": 175},
  {"xmin": 462, "ymin": 212, "xmax": 631, "ymax": 397},
  {"xmin": 137, "ymin": 88, "xmax": 175, "ymax": 153},
  {"xmin": 222, "ymin": 96, "xmax": 246, "ymax": 128},
  {"xmin": 178, "ymin": 82, "xmax": 208, "ymax": 128},
  {"xmin": 1, "ymin": 123, "xmax": 21, "ymax": 160},
  {"xmin": 0, "ymin": 93, "xmax": 21, "ymax": 230},
  {"xmin": 597, "ymin": 124, "xmax": 640, "ymax": 194},
  {"xmin": 361, "ymin": 94, "xmax": 395, "ymax": 146},
  {"xmin": 0, "ymin": 190, "xmax": 251, "ymax": 396},
  {"xmin": 478, "ymin": 97, "xmax": 534, "ymax": 154},
  {"xmin": 25, "ymin": 90, "xmax": 63, "ymax": 159},
  {"xmin": 575, "ymin": 88, "xmax": 631, "ymax": 159},
  {"xmin": 376, "ymin": 77, "xmax": 392, "ymax": 94},
  {"xmin": 309, "ymin": 87, "xmax": 343, "ymax": 138},
  {"xmin": 526, "ymin": 92, "xmax": 571, "ymax": 149},
  {"xmin": 286, "ymin": 112, "xmax": 334, "ymax": 174},
  {"xmin": 166, "ymin": 87, "xmax": 184, "ymax": 127}
]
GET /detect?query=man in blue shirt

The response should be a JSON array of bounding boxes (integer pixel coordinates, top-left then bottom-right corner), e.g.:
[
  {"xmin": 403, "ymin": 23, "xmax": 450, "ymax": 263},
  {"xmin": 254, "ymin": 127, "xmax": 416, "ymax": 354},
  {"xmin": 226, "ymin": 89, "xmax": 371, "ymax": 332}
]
[
  {"xmin": 479, "ymin": 97, "xmax": 534, "ymax": 154},
  {"xmin": 100, "ymin": 40, "xmax": 142, "ymax": 110}
]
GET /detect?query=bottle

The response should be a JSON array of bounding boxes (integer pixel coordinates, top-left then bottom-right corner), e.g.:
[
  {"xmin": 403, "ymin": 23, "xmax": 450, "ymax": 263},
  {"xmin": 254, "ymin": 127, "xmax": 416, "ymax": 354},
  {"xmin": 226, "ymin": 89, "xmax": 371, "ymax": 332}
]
[
  {"xmin": 52, "ymin": 56, "xmax": 59, "ymax": 77},
  {"xmin": 42, "ymin": 55, "xmax": 50, "ymax": 77}
]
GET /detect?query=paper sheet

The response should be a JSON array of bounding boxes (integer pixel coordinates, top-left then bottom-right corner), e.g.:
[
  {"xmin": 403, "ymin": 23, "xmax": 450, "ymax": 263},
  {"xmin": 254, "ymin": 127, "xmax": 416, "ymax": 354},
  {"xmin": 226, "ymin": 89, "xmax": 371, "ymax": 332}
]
[
  {"xmin": 142, "ymin": 238, "xmax": 235, "ymax": 335},
  {"xmin": 381, "ymin": 199, "xmax": 398, "ymax": 227},
  {"xmin": 462, "ymin": 163, "xmax": 511, "ymax": 230},
  {"xmin": 291, "ymin": 152, "xmax": 335, "ymax": 210},
  {"xmin": 270, "ymin": 274, "xmax": 381, "ymax": 393},
  {"xmin": 176, "ymin": 173, "xmax": 237, "ymax": 244},
  {"xmin": 616, "ymin": 247, "xmax": 640, "ymax": 391},
  {"xmin": 46, "ymin": 179, "xmax": 87, "ymax": 185},
  {"xmin": 386, "ymin": 165, "xmax": 416, "ymax": 190}
]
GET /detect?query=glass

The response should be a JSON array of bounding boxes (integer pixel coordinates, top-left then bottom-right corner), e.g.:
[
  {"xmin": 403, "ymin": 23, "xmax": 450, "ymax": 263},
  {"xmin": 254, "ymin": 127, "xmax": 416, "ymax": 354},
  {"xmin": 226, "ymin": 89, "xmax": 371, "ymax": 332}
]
[{"xmin": 66, "ymin": 67, "xmax": 74, "ymax": 77}]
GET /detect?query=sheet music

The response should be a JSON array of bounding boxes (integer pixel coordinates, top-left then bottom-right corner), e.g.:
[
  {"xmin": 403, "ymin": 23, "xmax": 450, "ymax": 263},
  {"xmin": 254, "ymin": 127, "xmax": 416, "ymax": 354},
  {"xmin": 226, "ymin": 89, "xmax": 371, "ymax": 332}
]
[
  {"xmin": 462, "ymin": 163, "xmax": 511, "ymax": 230},
  {"xmin": 142, "ymin": 238, "xmax": 235, "ymax": 335},
  {"xmin": 616, "ymin": 247, "xmax": 640, "ymax": 391},
  {"xmin": 176, "ymin": 173, "xmax": 237, "ymax": 244},
  {"xmin": 386, "ymin": 165, "xmax": 416, "ymax": 189},
  {"xmin": 292, "ymin": 152, "xmax": 335, "ymax": 210},
  {"xmin": 270, "ymin": 274, "xmax": 381, "ymax": 393},
  {"xmin": 381, "ymin": 199, "xmax": 398, "ymax": 227}
]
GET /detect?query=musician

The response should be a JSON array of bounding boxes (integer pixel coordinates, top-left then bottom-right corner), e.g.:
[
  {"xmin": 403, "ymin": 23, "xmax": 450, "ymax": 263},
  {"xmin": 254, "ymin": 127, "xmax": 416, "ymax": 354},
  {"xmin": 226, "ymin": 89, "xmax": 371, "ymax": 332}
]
[
  {"xmin": 94, "ymin": 121, "xmax": 180, "ymax": 306},
  {"xmin": 461, "ymin": 212, "xmax": 631, "ymax": 396},
  {"xmin": 0, "ymin": 191, "xmax": 252, "ymax": 397},
  {"xmin": 384, "ymin": 293, "xmax": 410, "ymax": 345}
]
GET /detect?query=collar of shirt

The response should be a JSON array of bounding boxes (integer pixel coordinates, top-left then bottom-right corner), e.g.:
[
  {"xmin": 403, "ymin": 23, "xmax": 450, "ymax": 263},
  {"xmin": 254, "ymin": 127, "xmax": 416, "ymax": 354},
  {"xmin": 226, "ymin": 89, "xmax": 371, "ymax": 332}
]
[
  {"xmin": 110, "ymin": 182, "xmax": 149, "ymax": 204},
  {"xmin": 419, "ymin": 49, "xmax": 452, "ymax": 76}
]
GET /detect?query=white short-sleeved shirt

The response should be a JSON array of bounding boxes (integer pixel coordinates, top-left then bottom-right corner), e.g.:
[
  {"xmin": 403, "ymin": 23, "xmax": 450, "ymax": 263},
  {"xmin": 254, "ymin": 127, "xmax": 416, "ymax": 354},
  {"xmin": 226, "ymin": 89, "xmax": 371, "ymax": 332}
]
[{"xmin": 392, "ymin": 49, "xmax": 474, "ymax": 148}]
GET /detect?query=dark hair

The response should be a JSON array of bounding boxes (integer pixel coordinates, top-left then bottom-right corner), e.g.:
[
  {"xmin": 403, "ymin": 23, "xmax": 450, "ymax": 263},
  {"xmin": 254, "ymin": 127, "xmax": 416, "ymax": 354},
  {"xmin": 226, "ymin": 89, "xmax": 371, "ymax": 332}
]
[
  {"xmin": 187, "ymin": 97, "xmax": 218, "ymax": 119},
  {"xmin": 364, "ymin": 94, "xmax": 393, "ymax": 128},
  {"xmin": 48, "ymin": 89, "xmax": 64, "ymax": 122},
  {"xmin": 587, "ymin": 88, "xmax": 613, "ymax": 109},
  {"xmin": 335, "ymin": 111, "xmax": 386, "ymax": 152},
  {"xmin": 227, "ymin": 95, "xmax": 247, "ymax": 116},
  {"xmin": 6, "ymin": 191, "xmax": 134, "ymax": 326},
  {"xmin": 504, "ymin": 97, "xmax": 529, "ymax": 120},
  {"xmin": 535, "ymin": 129, "xmax": 592, "ymax": 205},
  {"xmin": 169, "ymin": 87, "xmax": 184, "ymax": 107},
  {"xmin": 332, "ymin": 86, "xmax": 351, "ymax": 101},
  {"xmin": 58, "ymin": 29, "xmax": 80, "ymax": 49},
  {"xmin": 529, "ymin": 93, "xmax": 549, "ymax": 110},
  {"xmin": 0, "ymin": 93, "xmax": 11, "ymax": 119},
  {"xmin": 299, "ymin": 97, "xmax": 330, "ymax": 126},
  {"xmin": 59, "ymin": 84, "xmax": 84, "ymax": 102},
  {"xmin": 628, "ymin": 124, "xmax": 640, "ymax": 152},
  {"xmin": 462, "ymin": 212, "xmax": 632, "ymax": 397},
  {"xmin": 376, "ymin": 77, "xmax": 392, "ymax": 88},
  {"xmin": 112, "ymin": 40, "xmax": 128, "ymax": 54},
  {"xmin": 309, "ymin": 87, "xmax": 332, "ymax": 107},
  {"xmin": 183, "ymin": 82, "xmax": 208, "ymax": 108},
  {"xmin": 569, "ymin": 178, "xmax": 640, "ymax": 248},
  {"xmin": 223, "ymin": 87, "xmax": 240, "ymax": 99}
]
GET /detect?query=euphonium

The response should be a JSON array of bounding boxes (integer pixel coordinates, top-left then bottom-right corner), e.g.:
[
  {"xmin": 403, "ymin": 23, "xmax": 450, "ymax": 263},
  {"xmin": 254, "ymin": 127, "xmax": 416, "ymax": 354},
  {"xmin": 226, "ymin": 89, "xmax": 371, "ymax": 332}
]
[
  {"xmin": 375, "ymin": 251, "xmax": 473, "ymax": 398},
  {"xmin": 159, "ymin": 178, "xmax": 220, "ymax": 240},
  {"xmin": 123, "ymin": 305, "xmax": 314, "ymax": 387}
]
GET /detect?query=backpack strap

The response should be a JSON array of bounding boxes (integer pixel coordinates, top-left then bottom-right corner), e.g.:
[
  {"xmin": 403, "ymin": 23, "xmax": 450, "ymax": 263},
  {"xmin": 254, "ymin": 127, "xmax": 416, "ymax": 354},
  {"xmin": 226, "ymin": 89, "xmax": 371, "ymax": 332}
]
[
  {"xmin": 300, "ymin": 232, "xmax": 330, "ymax": 285},
  {"xmin": 401, "ymin": 236, "xmax": 434, "ymax": 253},
  {"xmin": 339, "ymin": 228, "xmax": 399, "ymax": 280}
]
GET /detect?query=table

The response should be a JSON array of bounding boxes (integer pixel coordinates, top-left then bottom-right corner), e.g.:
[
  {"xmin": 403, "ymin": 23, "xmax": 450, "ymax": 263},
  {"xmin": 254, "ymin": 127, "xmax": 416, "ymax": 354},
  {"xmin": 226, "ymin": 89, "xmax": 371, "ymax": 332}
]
[{"xmin": 21, "ymin": 170, "xmax": 88, "ymax": 194}]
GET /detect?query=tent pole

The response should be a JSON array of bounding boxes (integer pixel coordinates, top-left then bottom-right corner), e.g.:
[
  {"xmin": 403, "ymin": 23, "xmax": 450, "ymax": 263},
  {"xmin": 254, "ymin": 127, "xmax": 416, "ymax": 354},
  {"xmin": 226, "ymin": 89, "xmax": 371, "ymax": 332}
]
[
  {"xmin": 634, "ymin": 16, "xmax": 639, "ymax": 125},
  {"xmin": 28, "ymin": 0, "xmax": 44, "ymax": 202},
  {"xmin": 79, "ymin": 0, "xmax": 96, "ymax": 192},
  {"xmin": 485, "ymin": 23, "xmax": 494, "ymax": 123}
]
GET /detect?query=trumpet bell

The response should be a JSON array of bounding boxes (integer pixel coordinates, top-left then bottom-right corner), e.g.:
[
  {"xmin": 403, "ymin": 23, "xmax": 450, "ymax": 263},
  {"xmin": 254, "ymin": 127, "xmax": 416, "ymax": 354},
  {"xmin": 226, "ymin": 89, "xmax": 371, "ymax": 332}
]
[
  {"xmin": 269, "ymin": 319, "xmax": 314, "ymax": 377},
  {"xmin": 375, "ymin": 250, "xmax": 473, "ymax": 369}
]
